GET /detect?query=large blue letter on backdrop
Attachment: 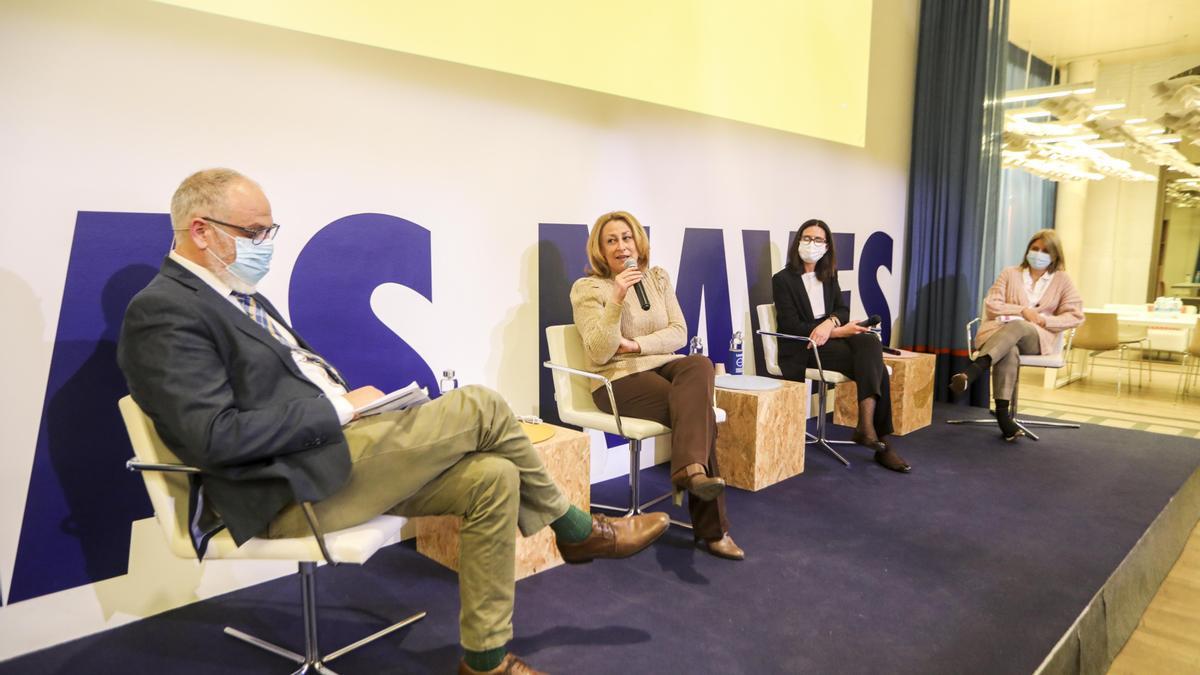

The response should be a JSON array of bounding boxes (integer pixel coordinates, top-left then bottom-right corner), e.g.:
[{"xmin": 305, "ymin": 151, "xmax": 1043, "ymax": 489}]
[
  {"xmin": 289, "ymin": 213, "xmax": 437, "ymax": 395},
  {"xmin": 9, "ymin": 212, "xmax": 166, "ymax": 603}
]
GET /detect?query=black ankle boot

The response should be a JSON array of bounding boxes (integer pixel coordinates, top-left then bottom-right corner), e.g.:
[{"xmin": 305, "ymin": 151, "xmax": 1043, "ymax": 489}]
[
  {"xmin": 994, "ymin": 400, "xmax": 1022, "ymax": 442},
  {"xmin": 950, "ymin": 356, "xmax": 992, "ymax": 395}
]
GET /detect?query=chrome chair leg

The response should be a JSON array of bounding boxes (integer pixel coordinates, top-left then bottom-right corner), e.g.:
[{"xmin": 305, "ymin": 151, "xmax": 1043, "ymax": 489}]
[
  {"xmin": 224, "ymin": 562, "xmax": 426, "ymax": 673},
  {"xmin": 592, "ymin": 439, "xmax": 690, "ymax": 529},
  {"xmin": 805, "ymin": 380, "xmax": 851, "ymax": 467},
  {"xmin": 1011, "ymin": 386, "xmax": 1077, "ymax": 437},
  {"xmin": 947, "ymin": 384, "xmax": 1078, "ymax": 440}
]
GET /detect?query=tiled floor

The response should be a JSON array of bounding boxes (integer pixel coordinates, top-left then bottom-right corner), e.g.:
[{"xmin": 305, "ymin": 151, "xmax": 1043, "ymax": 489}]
[{"xmin": 1017, "ymin": 354, "xmax": 1200, "ymax": 439}]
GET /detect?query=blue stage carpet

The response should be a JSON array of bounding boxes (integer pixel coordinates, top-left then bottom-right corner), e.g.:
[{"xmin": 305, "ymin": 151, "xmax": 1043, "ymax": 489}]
[{"xmin": 4, "ymin": 403, "xmax": 1199, "ymax": 674}]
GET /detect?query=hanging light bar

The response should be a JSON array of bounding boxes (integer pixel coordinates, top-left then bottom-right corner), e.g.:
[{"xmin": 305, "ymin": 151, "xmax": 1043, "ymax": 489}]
[{"xmin": 1002, "ymin": 83, "xmax": 1096, "ymax": 104}]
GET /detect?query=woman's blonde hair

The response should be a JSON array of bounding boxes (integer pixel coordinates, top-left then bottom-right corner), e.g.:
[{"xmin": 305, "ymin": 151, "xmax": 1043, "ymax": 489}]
[
  {"xmin": 1021, "ymin": 228, "xmax": 1066, "ymax": 273},
  {"xmin": 586, "ymin": 211, "xmax": 650, "ymax": 277}
]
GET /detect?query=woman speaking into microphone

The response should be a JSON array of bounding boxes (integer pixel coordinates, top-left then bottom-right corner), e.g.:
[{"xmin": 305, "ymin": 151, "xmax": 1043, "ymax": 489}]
[
  {"xmin": 771, "ymin": 218, "xmax": 911, "ymax": 473},
  {"xmin": 570, "ymin": 211, "xmax": 742, "ymax": 560}
]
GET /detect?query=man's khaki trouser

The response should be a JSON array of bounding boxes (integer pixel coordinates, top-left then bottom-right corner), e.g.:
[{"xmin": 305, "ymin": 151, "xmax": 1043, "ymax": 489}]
[{"xmin": 269, "ymin": 385, "xmax": 571, "ymax": 651}]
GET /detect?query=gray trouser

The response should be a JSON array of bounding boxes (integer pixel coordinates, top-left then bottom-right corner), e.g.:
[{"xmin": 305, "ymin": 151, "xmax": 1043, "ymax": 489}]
[
  {"xmin": 268, "ymin": 385, "xmax": 572, "ymax": 651},
  {"xmin": 977, "ymin": 321, "xmax": 1041, "ymax": 400}
]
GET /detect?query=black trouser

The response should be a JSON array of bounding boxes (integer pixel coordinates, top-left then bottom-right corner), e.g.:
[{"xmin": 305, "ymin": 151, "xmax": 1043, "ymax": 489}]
[{"xmin": 814, "ymin": 334, "xmax": 894, "ymax": 437}]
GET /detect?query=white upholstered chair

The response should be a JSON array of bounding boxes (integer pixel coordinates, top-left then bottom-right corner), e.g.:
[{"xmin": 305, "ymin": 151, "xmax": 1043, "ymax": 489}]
[
  {"xmin": 543, "ymin": 324, "xmax": 725, "ymax": 530},
  {"xmin": 945, "ymin": 316, "xmax": 1080, "ymax": 440},
  {"xmin": 755, "ymin": 303, "xmax": 855, "ymax": 468},
  {"xmin": 119, "ymin": 396, "xmax": 424, "ymax": 675}
]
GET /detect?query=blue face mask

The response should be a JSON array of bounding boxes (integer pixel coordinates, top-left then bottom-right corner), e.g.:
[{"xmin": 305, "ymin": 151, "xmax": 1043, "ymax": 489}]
[
  {"xmin": 209, "ymin": 225, "xmax": 274, "ymax": 286},
  {"xmin": 1026, "ymin": 250, "xmax": 1052, "ymax": 271}
]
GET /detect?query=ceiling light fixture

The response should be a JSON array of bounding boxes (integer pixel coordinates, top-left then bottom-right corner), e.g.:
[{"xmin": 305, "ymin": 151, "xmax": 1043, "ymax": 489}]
[
  {"xmin": 1002, "ymin": 85, "xmax": 1096, "ymax": 104},
  {"xmin": 1032, "ymin": 133, "xmax": 1100, "ymax": 143}
]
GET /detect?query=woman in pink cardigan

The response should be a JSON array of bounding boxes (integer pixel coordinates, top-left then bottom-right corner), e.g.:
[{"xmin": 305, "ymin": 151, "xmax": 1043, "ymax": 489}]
[{"xmin": 949, "ymin": 230, "xmax": 1084, "ymax": 440}]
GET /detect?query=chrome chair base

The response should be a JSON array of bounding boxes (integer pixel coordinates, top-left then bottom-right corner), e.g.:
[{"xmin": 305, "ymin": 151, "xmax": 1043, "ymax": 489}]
[
  {"xmin": 225, "ymin": 562, "xmax": 426, "ymax": 674},
  {"xmin": 945, "ymin": 416, "xmax": 1081, "ymax": 441},
  {"xmin": 592, "ymin": 438, "xmax": 693, "ymax": 529},
  {"xmin": 807, "ymin": 379, "xmax": 852, "ymax": 468},
  {"xmin": 945, "ymin": 365, "xmax": 1081, "ymax": 442}
]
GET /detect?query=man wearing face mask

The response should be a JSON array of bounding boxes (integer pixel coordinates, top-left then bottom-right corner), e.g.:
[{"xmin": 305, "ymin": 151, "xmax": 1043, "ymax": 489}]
[
  {"xmin": 117, "ymin": 168, "xmax": 669, "ymax": 675},
  {"xmin": 949, "ymin": 229, "xmax": 1084, "ymax": 441}
]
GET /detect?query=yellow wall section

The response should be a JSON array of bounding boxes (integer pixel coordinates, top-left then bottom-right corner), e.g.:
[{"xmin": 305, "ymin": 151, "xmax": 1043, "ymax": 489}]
[{"xmin": 155, "ymin": 0, "xmax": 872, "ymax": 146}]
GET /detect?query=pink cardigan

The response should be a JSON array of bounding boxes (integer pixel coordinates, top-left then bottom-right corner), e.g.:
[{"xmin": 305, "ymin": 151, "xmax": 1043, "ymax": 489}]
[{"xmin": 974, "ymin": 265, "xmax": 1084, "ymax": 355}]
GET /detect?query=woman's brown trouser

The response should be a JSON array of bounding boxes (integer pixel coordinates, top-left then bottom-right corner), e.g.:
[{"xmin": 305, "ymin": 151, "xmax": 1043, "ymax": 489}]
[{"xmin": 593, "ymin": 354, "xmax": 729, "ymax": 540}]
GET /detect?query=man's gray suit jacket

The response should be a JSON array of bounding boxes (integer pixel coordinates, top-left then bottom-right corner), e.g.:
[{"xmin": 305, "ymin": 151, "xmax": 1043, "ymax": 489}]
[{"xmin": 118, "ymin": 257, "xmax": 351, "ymax": 545}]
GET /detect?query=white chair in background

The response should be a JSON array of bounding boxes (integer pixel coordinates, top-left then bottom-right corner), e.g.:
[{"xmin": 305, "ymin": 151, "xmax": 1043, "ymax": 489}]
[
  {"xmin": 1177, "ymin": 327, "xmax": 1200, "ymax": 399},
  {"xmin": 543, "ymin": 324, "xmax": 725, "ymax": 530},
  {"xmin": 755, "ymin": 303, "xmax": 855, "ymax": 467},
  {"xmin": 945, "ymin": 316, "xmax": 1080, "ymax": 440},
  {"xmin": 119, "ymin": 396, "xmax": 424, "ymax": 675}
]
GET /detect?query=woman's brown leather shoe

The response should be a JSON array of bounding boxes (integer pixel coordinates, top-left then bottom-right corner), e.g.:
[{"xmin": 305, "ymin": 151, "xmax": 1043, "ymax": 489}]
[
  {"xmin": 696, "ymin": 533, "xmax": 745, "ymax": 560},
  {"xmin": 671, "ymin": 463, "xmax": 725, "ymax": 502}
]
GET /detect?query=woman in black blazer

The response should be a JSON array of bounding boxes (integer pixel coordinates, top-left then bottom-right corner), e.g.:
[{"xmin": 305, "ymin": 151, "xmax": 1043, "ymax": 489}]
[{"xmin": 771, "ymin": 219, "xmax": 910, "ymax": 473}]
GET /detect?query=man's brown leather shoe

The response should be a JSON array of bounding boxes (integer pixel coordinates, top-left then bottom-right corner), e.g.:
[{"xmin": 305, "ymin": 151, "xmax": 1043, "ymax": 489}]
[
  {"xmin": 458, "ymin": 653, "xmax": 547, "ymax": 675},
  {"xmin": 696, "ymin": 533, "xmax": 745, "ymax": 560},
  {"xmin": 556, "ymin": 513, "xmax": 669, "ymax": 564}
]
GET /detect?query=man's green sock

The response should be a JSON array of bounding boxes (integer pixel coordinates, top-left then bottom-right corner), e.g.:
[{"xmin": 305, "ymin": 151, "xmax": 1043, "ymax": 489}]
[
  {"xmin": 550, "ymin": 505, "xmax": 593, "ymax": 544},
  {"xmin": 463, "ymin": 646, "xmax": 506, "ymax": 672}
]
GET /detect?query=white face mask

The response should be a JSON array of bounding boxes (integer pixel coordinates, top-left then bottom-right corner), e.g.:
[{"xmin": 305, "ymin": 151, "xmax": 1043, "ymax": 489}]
[
  {"xmin": 798, "ymin": 242, "xmax": 827, "ymax": 264},
  {"xmin": 1026, "ymin": 250, "xmax": 1052, "ymax": 271}
]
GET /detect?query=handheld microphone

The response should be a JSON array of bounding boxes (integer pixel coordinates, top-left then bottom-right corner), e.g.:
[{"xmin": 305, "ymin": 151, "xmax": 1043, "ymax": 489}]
[
  {"xmin": 624, "ymin": 258, "xmax": 651, "ymax": 311},
  {"xmin": 857, "ymin": 314, "xmax": 882, "ymax": 328}
]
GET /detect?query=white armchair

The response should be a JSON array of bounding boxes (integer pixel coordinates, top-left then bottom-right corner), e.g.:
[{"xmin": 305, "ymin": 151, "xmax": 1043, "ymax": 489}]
[
  {"xmin": 543, "ymin": 324, "xmax": 725, "ymax": 530},
  {"xmin": 755, "ymin": 303, "xmax": 855, "ymax": 467},
  {"xmin": 119, "ymin": 396, "xmax": 424, "ymax": 675}
]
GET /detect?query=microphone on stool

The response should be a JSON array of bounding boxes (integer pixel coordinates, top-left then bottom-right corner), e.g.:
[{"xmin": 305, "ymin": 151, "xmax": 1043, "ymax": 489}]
[{"xmin": 624, "ymin": 258, "xmax": 651, "ymax": 311}]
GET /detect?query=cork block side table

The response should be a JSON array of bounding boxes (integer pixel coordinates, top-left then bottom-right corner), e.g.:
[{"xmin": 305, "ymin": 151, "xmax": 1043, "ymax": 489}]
[
  {"xmin": 714, "ymin": 380, "xmax": 807, "ymax": 491},
  {"xmin": 414, "ymin": 423, "xmax": 590, "ymax": 580},
  {"xmin": 833, "ymin": 351, "xmax": 936, "ymax": 435}
]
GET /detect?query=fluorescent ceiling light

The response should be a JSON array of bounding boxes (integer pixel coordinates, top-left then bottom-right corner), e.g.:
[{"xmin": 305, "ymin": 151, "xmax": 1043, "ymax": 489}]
[
  {"xmin": 1032, "ymin": 133, "xmax": 1100, "ymax": 143},
  {"xmin": 1088, "ymin": 141, "xmax": 1125, "ymax": 149},
  {"xmin": 1125, "ymin": 118, "xmax": 1148, "ymax": 124},
  {"xmin": 1092, "ymin": 103, "xmax": 1126, "ymax": 111},
  {"xmin": 1002, "ymin": 86, "xmax": 1096, "ymax": 104},
  {"xmin": 1154, "ymin": 136, "xmax": 1183, "ymax": 144},
  {"xmin": 1011, "ymin": 110, "xmax": 1052, "ymax": 119}
]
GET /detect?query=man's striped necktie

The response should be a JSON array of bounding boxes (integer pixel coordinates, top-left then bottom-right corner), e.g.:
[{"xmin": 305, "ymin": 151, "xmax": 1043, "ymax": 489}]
[{"xmin": 231, "ymin": 291, "xmax": 347, "ymax": 388}]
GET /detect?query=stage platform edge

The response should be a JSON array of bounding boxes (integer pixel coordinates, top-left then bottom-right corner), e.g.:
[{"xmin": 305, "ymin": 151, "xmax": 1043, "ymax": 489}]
[{"xmin": 1037, "ymin": 465, "xmax": 1200, "ymax": 675}]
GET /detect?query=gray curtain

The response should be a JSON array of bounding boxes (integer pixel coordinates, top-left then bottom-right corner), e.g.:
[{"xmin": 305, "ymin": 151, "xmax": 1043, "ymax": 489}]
[{"xmin": 901, "ymin": 0, "xmax": 1009, "ymax": 405}]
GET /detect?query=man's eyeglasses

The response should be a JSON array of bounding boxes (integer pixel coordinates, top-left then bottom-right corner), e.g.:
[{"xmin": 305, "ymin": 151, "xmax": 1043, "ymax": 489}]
[
  {"xmin": 799, "ymin": 236, "xmax": 827, "ymax": 245},
  {"xmin": 202, "ymin": 216, "xmax": 280, "ymax": 245}
]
